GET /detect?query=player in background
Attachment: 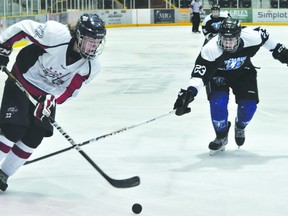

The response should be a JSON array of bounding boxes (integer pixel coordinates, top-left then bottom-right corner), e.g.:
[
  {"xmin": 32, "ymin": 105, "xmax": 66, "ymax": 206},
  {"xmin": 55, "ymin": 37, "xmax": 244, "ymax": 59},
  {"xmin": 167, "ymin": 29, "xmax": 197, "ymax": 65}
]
[
  {"xmin": 173, "ymin": 17, "xmax": 288, "ymax": 155},
  {"xmin": 202, "ymin": 4, "xmax": 230, "ymax": 44},
  {"xmin": 189, "ymin": 0, "xmax": 203, "ymax": 33},
  {"xmin": 0, "ymin": 13, "xmax": 106, "ymax": 191}
]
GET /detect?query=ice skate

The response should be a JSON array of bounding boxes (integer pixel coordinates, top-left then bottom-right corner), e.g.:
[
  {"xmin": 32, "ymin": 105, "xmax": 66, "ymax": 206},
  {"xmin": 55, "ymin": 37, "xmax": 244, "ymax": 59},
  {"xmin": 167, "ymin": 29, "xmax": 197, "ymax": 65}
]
[
  {"xmin": 0, "ymin": 169, "xmax": 8, "ymax": 191},
  {"xmin": 209, "ymin": 137, "xmax": 228, "ymax": 155},
  {"xmin": 209, "ymin": 122, "xmax": 231, "ymax": 156},
  {"xmin": 235, "ymin": 124, "xmax": 245, "ymax": 147}
]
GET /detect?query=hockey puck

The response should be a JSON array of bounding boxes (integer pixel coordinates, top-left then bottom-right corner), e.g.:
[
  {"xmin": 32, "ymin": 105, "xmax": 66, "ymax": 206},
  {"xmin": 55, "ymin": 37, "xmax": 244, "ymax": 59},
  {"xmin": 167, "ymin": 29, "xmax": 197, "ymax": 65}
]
[{"xmin": 132, "ymin": 203, "xmax": 142, "ymax": 214}]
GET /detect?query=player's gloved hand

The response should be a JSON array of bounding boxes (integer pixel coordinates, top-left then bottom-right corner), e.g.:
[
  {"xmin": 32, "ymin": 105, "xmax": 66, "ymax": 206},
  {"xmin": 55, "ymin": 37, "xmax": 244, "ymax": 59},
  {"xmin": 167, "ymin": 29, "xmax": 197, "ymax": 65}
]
[
  {"xmin": 0, "ymin": 44, "xmax": 12, "ymax": 68},
  {"xmin": 34, "ymin": 94, "xmax": 56, "ymax": 121},
  {"xmin": 173, "ymin": 88, "xmax": 195, "ymax": 116},
  {"xmin": 272, "ymin": 43, "xmax": 288, "ymax": 65}
]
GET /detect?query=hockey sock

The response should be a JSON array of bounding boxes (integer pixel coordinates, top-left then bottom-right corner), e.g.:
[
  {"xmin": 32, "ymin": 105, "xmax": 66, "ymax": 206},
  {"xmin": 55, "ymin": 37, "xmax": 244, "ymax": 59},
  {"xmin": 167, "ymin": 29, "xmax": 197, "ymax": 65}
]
[
  {"xmin": 209, "ymin": 91, "xmax": 229, "ymax": 134},
  {"xmin": 1, "ymin": 140, "xmax": 34, "ymax": 176},
  {"xmin": 0, "ymin": 135, "xmax": 14, "ymax": 162},
  {"xmin": 236, "ymin": 99, "xmax": 257, "ymax": 129}
]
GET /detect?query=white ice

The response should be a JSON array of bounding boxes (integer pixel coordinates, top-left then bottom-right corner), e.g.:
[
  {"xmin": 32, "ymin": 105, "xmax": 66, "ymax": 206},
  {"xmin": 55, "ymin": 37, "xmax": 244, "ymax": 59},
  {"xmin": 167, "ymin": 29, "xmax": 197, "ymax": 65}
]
[{"xmin": 0, "ymin": 25, "xmax": 288, "ymax": 216}]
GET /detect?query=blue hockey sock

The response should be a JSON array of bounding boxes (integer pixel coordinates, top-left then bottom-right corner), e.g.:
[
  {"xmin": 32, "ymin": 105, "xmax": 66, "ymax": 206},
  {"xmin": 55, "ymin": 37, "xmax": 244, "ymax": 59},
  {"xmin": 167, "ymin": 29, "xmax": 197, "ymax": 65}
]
[
  {"xmin": 209, "ymin": 91, "xmax": 229, "ymax": 133},
  {"xmin": 236, "ymin": 99, "xmax": 257, "ymax": 129}
]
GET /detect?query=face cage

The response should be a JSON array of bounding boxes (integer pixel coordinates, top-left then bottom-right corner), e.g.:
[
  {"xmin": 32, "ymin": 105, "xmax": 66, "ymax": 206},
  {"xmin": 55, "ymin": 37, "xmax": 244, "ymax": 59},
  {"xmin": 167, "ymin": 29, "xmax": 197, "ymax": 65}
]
[
  {"xmin": 77, "ymin": 35, "xmax": 106, "ymax": 60},
  {"xmin": 218, "ymin": 36, "xmax": 240, "ymax": 52},
  {"xmin": 211, "ymin": 10, "xmax": 220, "ymax": 18}
]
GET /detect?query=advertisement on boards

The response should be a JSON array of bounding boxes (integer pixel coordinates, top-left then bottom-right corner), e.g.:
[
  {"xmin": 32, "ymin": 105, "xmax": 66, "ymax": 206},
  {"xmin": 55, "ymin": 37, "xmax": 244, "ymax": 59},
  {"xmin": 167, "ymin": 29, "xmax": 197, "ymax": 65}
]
[
  {"xmin": 253, "ymin": 9, "xmax": 288, "ymax": 22},
  {"xmin": 97, "ymin": 10, "xmax": 132, "ymax": 25},
  {"xmin": 154, "ymin": 9, "xmax": 175, "ymax": 23},
  {"xmin": 226, "ymin": 9, "xmax": 252, "ymax": 22}
]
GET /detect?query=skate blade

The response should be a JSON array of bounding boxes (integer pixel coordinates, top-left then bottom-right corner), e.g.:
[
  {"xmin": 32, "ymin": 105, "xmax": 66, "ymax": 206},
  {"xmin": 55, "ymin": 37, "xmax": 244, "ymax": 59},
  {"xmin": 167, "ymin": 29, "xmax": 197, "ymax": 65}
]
[{"xmin": 209, "ymin": 146, "xmax": 226, "ymax": 156}]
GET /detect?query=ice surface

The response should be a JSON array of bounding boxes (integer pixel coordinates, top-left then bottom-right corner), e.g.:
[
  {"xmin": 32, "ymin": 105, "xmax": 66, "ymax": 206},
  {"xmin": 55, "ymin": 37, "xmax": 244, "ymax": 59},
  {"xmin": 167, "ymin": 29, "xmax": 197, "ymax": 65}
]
[{"xmin": 0, "ymin": 25, "xmax": 288, "ymax": 216}]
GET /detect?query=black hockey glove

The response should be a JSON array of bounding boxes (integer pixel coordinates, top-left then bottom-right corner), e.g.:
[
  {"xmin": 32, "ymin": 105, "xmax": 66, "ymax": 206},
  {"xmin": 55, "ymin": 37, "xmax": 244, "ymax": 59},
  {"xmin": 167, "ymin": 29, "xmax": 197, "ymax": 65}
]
[
  {"xmin": 0, "ymin": 44, "xmax": 12, "ymax": 68},
  {"xmin": 272, "ymin": 43, "xmax": 288, "ymax": 65},
  {"xmin": 173, "ymin": 88, "xmax": 195, "ymax": 116}
]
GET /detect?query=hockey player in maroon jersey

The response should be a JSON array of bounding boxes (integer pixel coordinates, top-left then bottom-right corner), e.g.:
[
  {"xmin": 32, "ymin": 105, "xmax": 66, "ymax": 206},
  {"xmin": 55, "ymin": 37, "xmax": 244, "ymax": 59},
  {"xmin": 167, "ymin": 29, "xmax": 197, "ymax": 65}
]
[
  {"xmin": 0, "ymin": 13, "xmax": 106, "ymax": 191},
  {"xmin": 173, "ymin": 17, "xmax": 288, "ymax": 155}
]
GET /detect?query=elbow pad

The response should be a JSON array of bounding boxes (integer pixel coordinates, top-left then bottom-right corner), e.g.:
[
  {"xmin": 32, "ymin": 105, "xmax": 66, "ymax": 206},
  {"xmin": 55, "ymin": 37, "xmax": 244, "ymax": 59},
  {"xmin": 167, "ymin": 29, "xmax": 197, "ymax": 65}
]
[{"xmin": 272, "ymin": 43, "xmax": 288, "ymax": 65}]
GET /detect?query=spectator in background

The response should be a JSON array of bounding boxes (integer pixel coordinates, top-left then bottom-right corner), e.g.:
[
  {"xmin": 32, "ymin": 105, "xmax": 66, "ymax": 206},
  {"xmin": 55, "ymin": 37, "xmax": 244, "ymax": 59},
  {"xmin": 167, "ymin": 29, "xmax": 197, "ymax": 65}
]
[{"xmin": 189, "ymin": 0, "xmax": 203, "ymax": 33}]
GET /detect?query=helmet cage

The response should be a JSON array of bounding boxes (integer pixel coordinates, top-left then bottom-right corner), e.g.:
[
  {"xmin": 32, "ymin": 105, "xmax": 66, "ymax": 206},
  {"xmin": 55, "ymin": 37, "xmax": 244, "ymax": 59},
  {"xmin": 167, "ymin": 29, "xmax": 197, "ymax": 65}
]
[
  {"xmin": 76, "ymin": 30, "xmax": 105, "ymax": 60},
  {"xmin": 218, "ymin": 36, "xmax": 240, "ymax": 52},
  {"xmin": 211, "ymin": 10, "xmax": 220, "ymax": 18}
]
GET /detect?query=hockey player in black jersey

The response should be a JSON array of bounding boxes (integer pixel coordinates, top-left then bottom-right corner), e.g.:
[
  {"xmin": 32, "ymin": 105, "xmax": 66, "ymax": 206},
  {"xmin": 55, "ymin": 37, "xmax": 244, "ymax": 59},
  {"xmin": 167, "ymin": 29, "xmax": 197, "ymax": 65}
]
[
  {"xmin": 202, "ymin": 4, "xmax": 230, "ymax": 44},
  {"xmin": 173, "ymin": 17, "xmax": 288, "ymax": 155}
]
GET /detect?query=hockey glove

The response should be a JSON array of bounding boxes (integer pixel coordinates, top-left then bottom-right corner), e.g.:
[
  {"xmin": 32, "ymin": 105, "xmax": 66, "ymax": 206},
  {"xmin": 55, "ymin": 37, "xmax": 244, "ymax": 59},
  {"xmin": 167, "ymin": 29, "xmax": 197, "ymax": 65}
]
[
  {"xmin": 34, "ymin": 94, "xmax": 56, "ymax": 121},
  {"xmin": 173, "ymin": 88, "xmax": 195, "ymax": 116},
  {"xmin": 272, "ymin": 43, "xmax": 288, "ymax": 65},
  {"xmin": 0, "ymin": 44, "xmax": 12, "ymax": 67}
]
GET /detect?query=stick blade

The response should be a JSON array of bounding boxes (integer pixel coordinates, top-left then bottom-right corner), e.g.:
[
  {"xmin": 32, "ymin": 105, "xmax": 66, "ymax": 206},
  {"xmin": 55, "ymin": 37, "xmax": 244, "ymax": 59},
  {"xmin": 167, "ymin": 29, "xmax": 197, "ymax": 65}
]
[{"xmin": 108, "ymin": 176, "xmax": 140, "ymax": 188}]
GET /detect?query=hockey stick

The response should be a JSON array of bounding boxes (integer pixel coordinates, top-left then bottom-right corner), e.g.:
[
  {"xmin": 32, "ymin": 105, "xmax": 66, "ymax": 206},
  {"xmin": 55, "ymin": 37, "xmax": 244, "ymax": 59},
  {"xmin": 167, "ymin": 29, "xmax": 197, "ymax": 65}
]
[
  {"xmin": 25, "ymin": 110, "xmax": 175, "ymax": 165},
  {"xmin": 1, "ymin": 67, "xmax": 140, "ymax": 189}
]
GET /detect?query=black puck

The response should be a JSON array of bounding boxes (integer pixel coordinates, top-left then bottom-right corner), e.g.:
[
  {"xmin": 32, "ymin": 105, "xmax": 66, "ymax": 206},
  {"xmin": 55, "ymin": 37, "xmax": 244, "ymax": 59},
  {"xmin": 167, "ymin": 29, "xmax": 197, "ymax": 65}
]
[{"xmin": 132, "ymin": 203, "xmax": 142, "ymax": 214}]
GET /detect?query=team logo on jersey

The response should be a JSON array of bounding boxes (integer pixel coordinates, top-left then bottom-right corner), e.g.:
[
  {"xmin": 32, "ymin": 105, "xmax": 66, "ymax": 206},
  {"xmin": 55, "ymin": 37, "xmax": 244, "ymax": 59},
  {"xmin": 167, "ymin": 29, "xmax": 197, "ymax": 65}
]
[
  {"xmin": 7, "ymin": 106, "xmax": 19, "ymax": 113},
  {"xmin": 213, "ymin": 76, "xmax": 226, "ymax": 86},
  {"xmin": 35, "ymin": 25, "xmax": 45, "ymax": 38},
  {"xmin": 211, "ymin": 22, "xmax": 221, "ymax": 31},
  {"xmin": 224, "ymin": 56, "xmax": 247, "ymax": 70},
  {"xmin": 5, "ymin": 106, "xmax": 19, "ymax": 118},
  {"xmin": 41, "ymin": 65, "xmax": 71, "ymax": 85}
]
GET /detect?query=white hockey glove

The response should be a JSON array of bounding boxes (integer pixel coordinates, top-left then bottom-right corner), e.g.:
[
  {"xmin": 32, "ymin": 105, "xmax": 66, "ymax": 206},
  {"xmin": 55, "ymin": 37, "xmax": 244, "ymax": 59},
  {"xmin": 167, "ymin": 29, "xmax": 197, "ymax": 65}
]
[{"xmin": 34, "ymin": 94, "xmax": 56, "ymax": 121}]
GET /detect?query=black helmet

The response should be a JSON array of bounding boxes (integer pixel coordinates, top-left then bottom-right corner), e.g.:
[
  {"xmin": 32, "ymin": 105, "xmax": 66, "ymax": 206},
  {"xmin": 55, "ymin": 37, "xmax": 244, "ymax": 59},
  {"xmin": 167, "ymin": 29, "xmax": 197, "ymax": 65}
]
[
  {"xmin": 76, "ymin": 13, "xmax": 106, "ymax": 39},
  {"xmin": 211, "ymin": 4, "xmax": 220, "ymax": 18},
  {"xmin": 211, "ymin": 4, "xmax": 220, "ymax": 11},
  {"xmin": 76, "ymin": 14, "xmax": 106, "ymax": 60},
  {"xmin": 218, "ymin": 18, "xmax": 242, "ymax": 52}
]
